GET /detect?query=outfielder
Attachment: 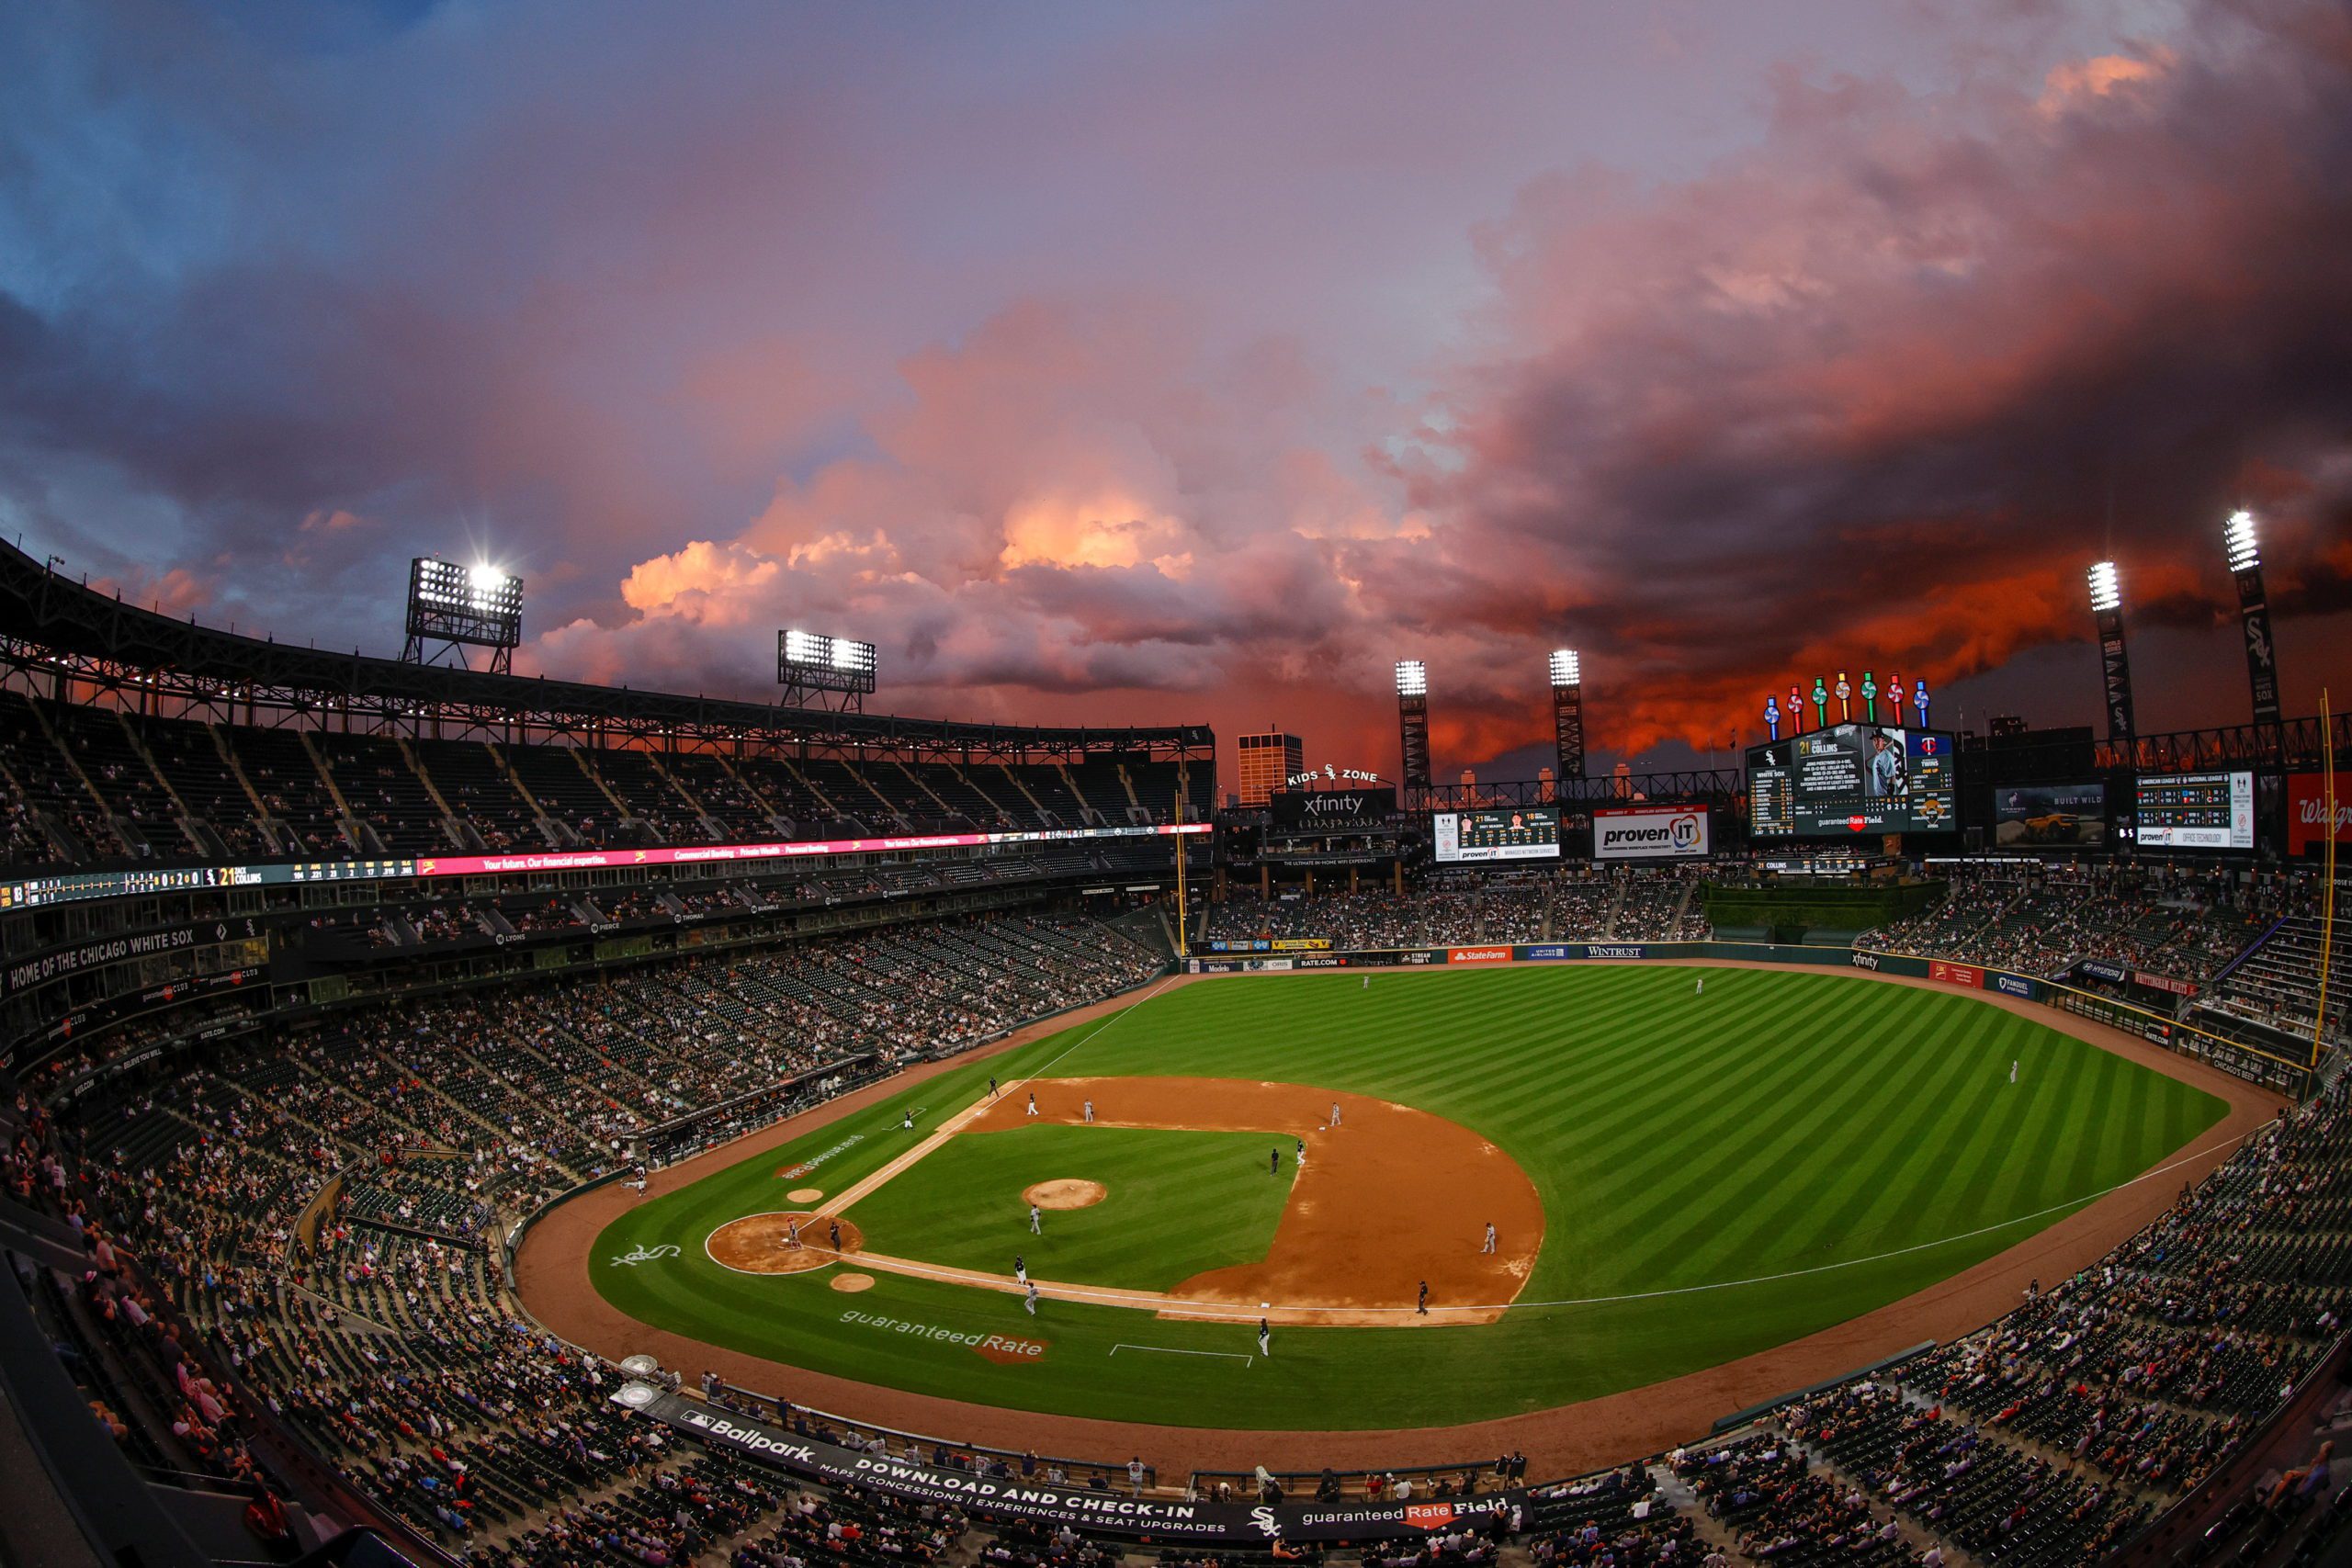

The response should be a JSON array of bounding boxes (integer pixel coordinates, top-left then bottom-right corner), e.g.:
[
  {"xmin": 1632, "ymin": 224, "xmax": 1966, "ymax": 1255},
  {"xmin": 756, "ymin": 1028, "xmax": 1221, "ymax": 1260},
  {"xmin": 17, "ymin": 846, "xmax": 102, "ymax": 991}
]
[
  {"xmin": 2010, "ymin": 1060, "xmax": 2018, "ymax": 1084},
  {"xmin": 1695, "ymin": 976, "xmax": 1703, "ymax": 996},
  {"xmin": 902, "ymin": 1109, "xmax": 914, "ymax": 1131},
  {"xmin": 1029, "ymin": 1202, "xmax": 1043, "ymax": 1235}
]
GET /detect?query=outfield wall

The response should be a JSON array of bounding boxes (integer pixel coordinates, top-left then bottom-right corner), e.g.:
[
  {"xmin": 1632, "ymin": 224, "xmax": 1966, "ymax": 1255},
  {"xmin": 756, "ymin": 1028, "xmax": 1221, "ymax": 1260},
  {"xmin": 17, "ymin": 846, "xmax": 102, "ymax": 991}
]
[{"xmin": 1182, "ymin": 939, "xmax": 2315, "ymax": 1095}]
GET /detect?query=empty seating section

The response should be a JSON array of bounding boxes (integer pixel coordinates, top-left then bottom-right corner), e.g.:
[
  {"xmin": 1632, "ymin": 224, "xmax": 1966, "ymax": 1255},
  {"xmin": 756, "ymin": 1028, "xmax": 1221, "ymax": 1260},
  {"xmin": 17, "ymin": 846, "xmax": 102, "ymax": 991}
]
[
  {"xmin": 315, "ymin": 732, "xmax": 451, "ymax": 853},
  {"xmin": 133, "ymin": 715, "xmax": 271, "ymax": 856},
  {"xmin": 587, "ymin": 748, "xmax": 708, "ymax": 841},
  {"xmin": 0, "ymin": 690, "xmax": 116, "ymax": 859},
  {"xmin": 412, "ymin": 739, "xmax": 543, "ymax": 850},
  {"xmin": 729, "ymin": 754, "xmax": 847, "ymax": 833},
  {"xmin": 660, "ymin": 750, "xmax": 777, "ymax": 838},
  {"xmin": 2208, "ymin": 915, "xmax": 2352, "ymax": 1049},
  {"xmin": 39, "ymin": 703, "xmax": 197, "ymax": 859},
  {"xmin": 223, "ymin": 726, "xmax": 349, "ymax": 856},
  {"xmin": 504, "ymin": 740, "xmax": 628, "ymax": 845}
]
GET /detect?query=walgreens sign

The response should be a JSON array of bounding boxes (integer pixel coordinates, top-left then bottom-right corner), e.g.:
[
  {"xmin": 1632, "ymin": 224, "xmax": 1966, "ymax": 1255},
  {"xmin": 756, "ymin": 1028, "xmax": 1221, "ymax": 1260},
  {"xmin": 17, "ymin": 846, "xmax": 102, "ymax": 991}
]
[
  {"xmin": 2288, "ymin": 774, "xmax": 2352, "ymax": 856},
  {"xmin": 1592, "ymin": 807, "xmax": 1711, "ymax": 861}
]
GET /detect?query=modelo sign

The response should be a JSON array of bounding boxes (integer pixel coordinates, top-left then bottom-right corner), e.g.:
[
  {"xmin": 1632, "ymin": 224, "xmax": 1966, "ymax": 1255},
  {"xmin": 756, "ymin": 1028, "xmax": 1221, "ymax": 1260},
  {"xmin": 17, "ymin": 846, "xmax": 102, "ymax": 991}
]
[{"xmin": 1592, "ymin": 806, "xmax": 1710, "ymax": 861}]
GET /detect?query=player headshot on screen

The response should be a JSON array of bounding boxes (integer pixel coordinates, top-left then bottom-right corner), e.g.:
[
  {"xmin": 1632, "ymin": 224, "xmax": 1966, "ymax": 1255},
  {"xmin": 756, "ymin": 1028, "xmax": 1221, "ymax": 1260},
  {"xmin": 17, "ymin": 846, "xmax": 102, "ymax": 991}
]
[{"xmin": 1867, "ymin": 730, "xmax": 1909, "ymax": 799}]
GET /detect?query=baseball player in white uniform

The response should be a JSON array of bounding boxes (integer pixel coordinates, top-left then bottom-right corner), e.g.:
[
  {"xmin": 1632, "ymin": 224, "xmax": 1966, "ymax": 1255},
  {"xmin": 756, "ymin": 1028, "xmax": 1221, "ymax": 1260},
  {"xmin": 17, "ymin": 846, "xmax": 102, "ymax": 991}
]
[
  {"xmin": 1083, "ymin": 1099, "xmax": 1095, "ymax": 1123},
  {"xmin": 1482, "ymin": 1222, "xmax": 1497, "ymax": 1254},
  {"xmin": 1029, "ymin": 1203, "xmax": 1043, "ymax": 1235},
  {"xmin": 1329, "ymin": 1101, "xmax": 1341, "ymax": 1128},
  {"xmin": 1026, "ymin": 1092, "xmax": 1039, "ymax": 1118},
  {"xmin": 1024, "ymin": 1281, "xmax": 1039, "ymax": 1315}
]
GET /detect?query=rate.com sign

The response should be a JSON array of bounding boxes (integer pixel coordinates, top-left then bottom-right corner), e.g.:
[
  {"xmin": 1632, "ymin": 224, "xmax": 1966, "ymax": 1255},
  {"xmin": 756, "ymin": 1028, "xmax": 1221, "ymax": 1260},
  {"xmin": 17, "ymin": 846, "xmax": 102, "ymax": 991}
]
[
  {"xmin": 2288, "ymin": 773, "xmax": 2352, "ymax": 856},
  {"xmin": 1593, "ymin": 806, "xmax": 1712, "ymax": 861}
]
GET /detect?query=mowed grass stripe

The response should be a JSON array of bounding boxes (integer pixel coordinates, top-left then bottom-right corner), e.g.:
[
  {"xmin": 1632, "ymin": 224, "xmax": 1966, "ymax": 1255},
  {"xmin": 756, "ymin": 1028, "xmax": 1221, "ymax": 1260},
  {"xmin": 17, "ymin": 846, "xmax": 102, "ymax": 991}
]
[{"xmin": 594, "ymin": 964, "xmax": 2231, "ymax": 1430}]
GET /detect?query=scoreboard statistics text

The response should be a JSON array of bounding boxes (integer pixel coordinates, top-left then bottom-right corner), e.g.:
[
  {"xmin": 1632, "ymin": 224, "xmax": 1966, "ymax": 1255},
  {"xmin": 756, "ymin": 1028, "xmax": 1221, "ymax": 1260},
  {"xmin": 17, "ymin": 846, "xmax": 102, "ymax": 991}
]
[
  {"xmin": 1747, "ymin": 724, "xmax": 1956, "ymax": 837},
  {"xmin": 2134, "ymin": 772, "xmax": 2254, "ymax": 851},
  {"xmin": 1432, "ymin": 807, "xmax": 1561, "ymax": 863}
]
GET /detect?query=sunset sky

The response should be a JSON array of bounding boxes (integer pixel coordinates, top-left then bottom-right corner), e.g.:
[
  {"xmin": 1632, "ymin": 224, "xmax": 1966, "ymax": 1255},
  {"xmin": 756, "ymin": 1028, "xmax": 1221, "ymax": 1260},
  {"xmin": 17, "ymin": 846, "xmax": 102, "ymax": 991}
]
[{"xmin": 3, "ymin": 0, "xmax": 2347, "ymax": 785}]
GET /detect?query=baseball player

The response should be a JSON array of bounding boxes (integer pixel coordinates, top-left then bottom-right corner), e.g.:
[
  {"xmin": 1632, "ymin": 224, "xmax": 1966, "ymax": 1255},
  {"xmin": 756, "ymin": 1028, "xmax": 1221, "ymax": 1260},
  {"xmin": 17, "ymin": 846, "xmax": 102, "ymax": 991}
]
[
  {"xmin": 1083, "ymin": 1099, "xmax": 1095, "ymax": 1124},
  {"xmin": 829, "ymin": 1220, "xmax": 843, "ymax": 1252},
  {"xmin": 2010, "ymin": 1059, "xmax": 2018, "ymax": 1084},
  {"xmin": 1270, "ymin": 1146, "xmax": 1281, "ymax": 1177},
  {"xmin": 1329, "ymin": 1101, "xmax": 1341, "ymax": 1128},
  {"xmin": 1417, "ymin": 1280, "xmax": 1430, "ymax": 1316},
  {"xmin": 1014, "ymin": 1254, "xmax": 1028, "ymax": 1284},
  {"xmin": 1258, "ymin": 1317, "xmax": 1271, "ymax": 1358},
  {"xmin": 989, "ymin": 1076, "xmax": 999, "ymax": 1099},
  {"xmin": 1024, "ymin": 1280, "xmax": 1039, "ymax": 1315},
  {"xmin": 1482, "ymin": 1222, "xmax": 1497, "ymax": 1254},
  {"xmin": 1029, "ymin": 1202, "xmax": 1043, "ymax": 1235},
  {"xmin": 1026, "ymin": 1092, "xmax": 1039, "ymax": 1118},
  {"xmin": 786, "ymin": 1218, "xmax": 803, "ymax": 1250},
  {"xmin": 1294, "ymin": 1137, "xmax": 1306, "ymax": 1170},
  {"xmin": 1695, "ymin": 976, "xmax": 1703, "ymax": 996},
  {"xmin": 902, "ymin": 1109, "xmax": 914, "ymax": 1131},
  {"xmin": 1362, "ymin": 976, "xmax": 1369, "ymax": 991}
]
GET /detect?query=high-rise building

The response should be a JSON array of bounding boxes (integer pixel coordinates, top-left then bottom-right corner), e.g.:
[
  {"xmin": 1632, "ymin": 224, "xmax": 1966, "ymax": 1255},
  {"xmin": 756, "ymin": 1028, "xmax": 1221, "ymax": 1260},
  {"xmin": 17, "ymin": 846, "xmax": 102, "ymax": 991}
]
[{"xmin": 1236, "ymin": 728, "xmax": 1304, "ymax": 807}]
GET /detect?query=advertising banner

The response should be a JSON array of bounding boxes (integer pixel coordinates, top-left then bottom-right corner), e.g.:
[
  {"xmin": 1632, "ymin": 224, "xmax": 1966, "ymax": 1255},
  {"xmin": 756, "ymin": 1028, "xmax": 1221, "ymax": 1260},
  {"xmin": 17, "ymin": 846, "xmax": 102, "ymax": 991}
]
[
  {"xmin": 1928, "ymin": 960, "xmax": 1983, "ymax": 989},
  {"xmin": 1582, "ymin": 944, "xmax": 1648, "ymax": 961},
  {"xmin": 2288, "ymin": 773, "xmax": 2352, "ymax": 856},
  {"xmin": 2134, "ymin": 970, "xmax": 2198, "ymax": 998},
  {"xmin": 1519, "ymin": 944, "xmax": 1575, "ymax": 962},
  {"xmin": 1269, "ymin": 788, "xmax": 1396, "ymax": 829},
  {"xmin": 1990, "ymin": 972, "xmax": 2039, "ymax": 1000},
  {"xmin": 1446, "ymin": 946, "xmax": 1513, "ymax": 965},
  {"xmin": 1592, "ymin": 806, "xmax": 1711, "ymax": 861},
  {"xmin": 2077, "ymin": 959, "xmax": 2129, "ymax": 984},
  {"xmin": 619, "ymin": 1387, "xmax": 1522, "ymax": 1544}
]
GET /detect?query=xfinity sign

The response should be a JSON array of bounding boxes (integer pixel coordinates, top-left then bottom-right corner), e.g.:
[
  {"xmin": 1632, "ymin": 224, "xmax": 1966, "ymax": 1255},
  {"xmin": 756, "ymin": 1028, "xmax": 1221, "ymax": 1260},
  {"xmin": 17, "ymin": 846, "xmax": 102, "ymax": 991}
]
[{"xmin": 1593, "ymin": 806, "xmax": 1711, "ymax": 861}]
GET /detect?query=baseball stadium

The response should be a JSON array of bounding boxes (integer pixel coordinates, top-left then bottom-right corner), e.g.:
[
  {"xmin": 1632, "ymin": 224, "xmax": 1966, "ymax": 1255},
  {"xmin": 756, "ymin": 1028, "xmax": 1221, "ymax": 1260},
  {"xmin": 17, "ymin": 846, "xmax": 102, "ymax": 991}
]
[{"xmin": 6, "ymin": 6, "xmax": 2352, "ymax": 1568}]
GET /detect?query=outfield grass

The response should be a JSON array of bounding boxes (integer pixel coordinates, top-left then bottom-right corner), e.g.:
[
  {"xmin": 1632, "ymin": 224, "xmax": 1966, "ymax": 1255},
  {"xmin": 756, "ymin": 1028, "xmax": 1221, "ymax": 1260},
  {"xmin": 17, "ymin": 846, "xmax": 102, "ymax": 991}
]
[
  {"xmin": 595, "ymin": 965, "xmax": 2230, "ymax": 1428},
  {"xmin": 850, "ymin": 1125, "xmax": 1296, "ymax": 1290}
]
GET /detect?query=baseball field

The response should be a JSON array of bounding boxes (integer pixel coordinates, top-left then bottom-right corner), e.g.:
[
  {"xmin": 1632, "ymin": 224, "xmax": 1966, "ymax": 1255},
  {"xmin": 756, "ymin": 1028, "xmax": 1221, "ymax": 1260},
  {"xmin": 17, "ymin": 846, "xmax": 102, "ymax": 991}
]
[{"xmin": 588, "ymin": 964, "xmax": 2231, "ymax": 1430}]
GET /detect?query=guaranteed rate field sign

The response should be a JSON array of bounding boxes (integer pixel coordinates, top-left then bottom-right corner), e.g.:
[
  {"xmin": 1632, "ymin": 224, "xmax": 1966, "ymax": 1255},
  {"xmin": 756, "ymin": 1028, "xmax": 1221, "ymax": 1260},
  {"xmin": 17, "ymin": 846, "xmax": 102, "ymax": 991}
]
[{"xmin": 584, "ymin": 964, "xmax": 2228, "ymax": 1431}]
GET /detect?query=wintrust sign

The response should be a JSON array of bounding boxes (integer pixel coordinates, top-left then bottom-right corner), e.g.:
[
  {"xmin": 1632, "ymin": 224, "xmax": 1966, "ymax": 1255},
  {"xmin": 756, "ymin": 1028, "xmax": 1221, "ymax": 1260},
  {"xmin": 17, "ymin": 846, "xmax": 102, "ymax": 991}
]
[{"xmin": 1593, "ymin": 807, "xmax": 1712, "ymax": 861}]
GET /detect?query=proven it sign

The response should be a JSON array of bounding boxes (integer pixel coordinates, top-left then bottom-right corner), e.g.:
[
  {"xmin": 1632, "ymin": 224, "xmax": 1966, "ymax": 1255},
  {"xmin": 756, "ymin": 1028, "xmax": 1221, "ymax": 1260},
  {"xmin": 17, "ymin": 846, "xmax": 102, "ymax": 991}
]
[{"xmin": 1592, "ymin": 807, "xmax": 1710, "ymax": 861}]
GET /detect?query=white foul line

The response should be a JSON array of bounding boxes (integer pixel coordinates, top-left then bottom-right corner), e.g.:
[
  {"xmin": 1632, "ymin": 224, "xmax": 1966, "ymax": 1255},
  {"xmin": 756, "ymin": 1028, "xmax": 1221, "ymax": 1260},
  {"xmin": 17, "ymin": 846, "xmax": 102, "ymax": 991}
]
[{"xmin": 1112, "ymin": 1343, "xmax": 1252, "ymax": 1364}]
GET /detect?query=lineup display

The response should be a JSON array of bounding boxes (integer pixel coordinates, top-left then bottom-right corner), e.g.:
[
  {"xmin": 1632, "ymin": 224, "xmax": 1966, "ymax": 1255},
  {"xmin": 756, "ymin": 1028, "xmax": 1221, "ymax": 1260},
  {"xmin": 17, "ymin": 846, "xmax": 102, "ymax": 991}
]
[
  {"xmin": 1747, "ymin": 724, "xmax": 1955, "ymax": 837},
  {"xmin": 1432, "ymin": 807, "xmax": 1561, "ymax": 863},
  {"xmin": 2135, "ymin": 771, "xmax": 2255, "ymax": 851}
]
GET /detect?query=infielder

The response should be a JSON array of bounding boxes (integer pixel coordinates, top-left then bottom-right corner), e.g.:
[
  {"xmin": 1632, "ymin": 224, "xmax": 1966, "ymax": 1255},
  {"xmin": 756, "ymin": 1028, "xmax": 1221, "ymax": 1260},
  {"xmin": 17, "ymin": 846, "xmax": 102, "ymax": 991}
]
[
  {"xmin": 1482, "ymin": 1222, "xmax": 1497, "ymax": 1254},
  {"xmin": 1024, "ymin": 1281, "xmax": 1039, "ymax": 1315},
  {"xmin": 1083, "ymin": 1100, "xmax": 1095, "ymax": 1123},
  {"xmin": 1417, "ymin": 1280, "xmax": 1430, "ymax": 1316},
  {"xmin": 989, "ymin": 1076, "xmax": 999, "ymax": 1099},
  {"xmin": 1329, "ymin": 1101, "xmax": 1341, "ymax": 1128},
  {"xmin": 786, "ymin": 1219, "xmax": 803, "ymax": 1250},
  {"xmin": 1258, "ymin": 1317, "xmax": 1271, "ymax": 1358},
  {"xmin": 1026, "ymin": 1092, "xmax": 1039, "ymax": 1118},
  {"xmin": 828, "ymin": 1220, "xmax": 842, "ymax": 1252},
  {"xmin": 1014, "ymin": 1254, "xmax": 1028, "ymax": 1284},
  {"xmin": 1029, "ymin": 1202, "xmax": 1043, "ymax": 1235}
]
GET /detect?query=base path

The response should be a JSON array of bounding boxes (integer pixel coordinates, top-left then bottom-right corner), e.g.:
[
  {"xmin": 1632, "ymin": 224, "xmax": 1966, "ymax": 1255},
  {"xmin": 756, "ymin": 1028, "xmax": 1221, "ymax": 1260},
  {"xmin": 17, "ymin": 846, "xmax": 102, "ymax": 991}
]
[
  {"xmin": 516, "ymin": 963, "xmax": 2278, "ymax": 1478},
  {"xmin": 952, "ymin": 1077, "xmax": 1542, "ymax": 1324}
]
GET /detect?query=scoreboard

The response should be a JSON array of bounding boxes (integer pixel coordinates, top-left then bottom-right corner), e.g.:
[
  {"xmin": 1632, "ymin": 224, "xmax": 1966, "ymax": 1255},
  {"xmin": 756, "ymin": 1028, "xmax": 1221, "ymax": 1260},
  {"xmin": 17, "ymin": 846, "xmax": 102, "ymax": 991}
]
[
  {"xmin": 1747, "ymin": 724, "xmax": 1956, "ymax": 837},
  {"xmin": 1433, "ymin": 807, "xmax": 1561, "ymax": 863},
  {"xmin": 2134, "ymin": 771, "xmax": 2254, "ymax": 851}
]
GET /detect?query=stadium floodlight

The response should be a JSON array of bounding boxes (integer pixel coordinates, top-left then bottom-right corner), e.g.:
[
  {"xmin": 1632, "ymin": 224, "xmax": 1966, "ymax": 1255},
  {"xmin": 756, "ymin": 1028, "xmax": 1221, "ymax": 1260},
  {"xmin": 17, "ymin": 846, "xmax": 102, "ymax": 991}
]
[
  {"xmin": 403, "ymin": 556, "xmax": 524, "ymax": 673},
  {"xmin": 1548, "ymin": 649, "xmax": 1586, "ymax": 781},
  {"xmin": 2223, "ymin": 510, "xmax": 2259, "ymax": 573},
  {"xmin": 2086, "ymin": 560, "xmax": 2134, "ymax": 744},
  {"xmin": 2221, "ymin": 509, "xmax": 2282, "ymax": 739},
  {"xmin": 2086, "ymin": 560, "xmax": 2121, "ymax": 615},
  {"xmin": 1394, "ymin": 659, "xmax": 1431, "ymax": 794},
  {"xmin": 777, "ymin": 627, "xmax": 879, "ymax": 710}
]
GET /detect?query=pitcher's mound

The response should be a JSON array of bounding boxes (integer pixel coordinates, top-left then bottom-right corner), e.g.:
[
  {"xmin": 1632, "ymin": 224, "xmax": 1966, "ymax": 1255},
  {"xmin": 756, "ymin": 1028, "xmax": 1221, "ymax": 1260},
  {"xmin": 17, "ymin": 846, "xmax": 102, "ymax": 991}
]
[
  {"xmin": 831, "ymin": 1272, "xmax": 876, "ymax": 1293},
  {"xmin": 707, "ymin": 1212, "xmax": 864, "ymax": 1275},
  {"xmin": 1023, "ymin": 1179, "xmax": 1107, "ymax": 1210}
]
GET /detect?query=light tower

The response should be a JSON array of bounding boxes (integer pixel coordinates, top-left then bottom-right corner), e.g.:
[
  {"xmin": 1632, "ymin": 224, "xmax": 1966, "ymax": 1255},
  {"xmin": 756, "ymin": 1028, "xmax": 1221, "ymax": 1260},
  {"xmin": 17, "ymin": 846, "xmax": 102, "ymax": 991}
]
[
  {"xmin": 2223, "ymin": 510, "xmax": 2283, "ymax": 752},
  {"xmin": 402, "ymin": 558, "xmax": 523, "ymax": 674},
  {"xmin": 1395, "ymin": 660, "xmax": 1432, "ymax": 798},
  {"xmin": 1548, "ymin": 649, "xmax": 1585, "ymax": 782},
  {"xmin": 2087, "ymin": 560, "xmax": 2136, "ymax": 748}
]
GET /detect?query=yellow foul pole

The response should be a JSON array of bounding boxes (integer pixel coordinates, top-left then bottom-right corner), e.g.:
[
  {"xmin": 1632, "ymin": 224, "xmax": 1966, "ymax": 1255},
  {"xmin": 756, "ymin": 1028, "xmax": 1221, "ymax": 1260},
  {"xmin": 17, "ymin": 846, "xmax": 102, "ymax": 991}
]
[{"xmin": 2316, "ymin": 688, "xmax": 2337, "ymax": 1078}]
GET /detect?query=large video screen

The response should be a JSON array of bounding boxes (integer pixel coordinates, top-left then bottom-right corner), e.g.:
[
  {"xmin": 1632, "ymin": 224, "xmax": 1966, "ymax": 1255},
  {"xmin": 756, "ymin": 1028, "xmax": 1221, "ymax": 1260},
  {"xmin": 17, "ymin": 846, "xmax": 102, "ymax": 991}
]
[
  {"xmin": 2136, "ymin": 771, "xmax": 2254, "ymax": 850},
  {"xmin": 1433, "ymin": 807, "xmax": 1560, "ymax": 863},
  {"xmin": 1994, "ymin": 783, "xmax": 2108, "ymax": 848},
  {"xmin": 1747, "ymin": 724, "xmax": 1956, "ymax": 837}
]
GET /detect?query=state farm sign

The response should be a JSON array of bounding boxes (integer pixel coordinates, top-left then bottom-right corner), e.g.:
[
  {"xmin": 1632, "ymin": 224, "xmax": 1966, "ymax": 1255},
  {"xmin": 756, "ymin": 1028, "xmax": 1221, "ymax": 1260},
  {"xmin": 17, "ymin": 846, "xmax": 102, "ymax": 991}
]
[{"xmin": 1592, "ymin": 806, "xmax": 1711, "ymax": 861}]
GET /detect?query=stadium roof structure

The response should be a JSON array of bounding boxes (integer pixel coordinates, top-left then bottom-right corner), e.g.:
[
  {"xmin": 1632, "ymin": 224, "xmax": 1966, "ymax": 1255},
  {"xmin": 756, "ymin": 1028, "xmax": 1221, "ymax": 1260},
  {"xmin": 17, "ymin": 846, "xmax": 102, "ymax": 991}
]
[{"xmin": 0, "ymin": 539, "xmax": 1212, "ymax": 761}]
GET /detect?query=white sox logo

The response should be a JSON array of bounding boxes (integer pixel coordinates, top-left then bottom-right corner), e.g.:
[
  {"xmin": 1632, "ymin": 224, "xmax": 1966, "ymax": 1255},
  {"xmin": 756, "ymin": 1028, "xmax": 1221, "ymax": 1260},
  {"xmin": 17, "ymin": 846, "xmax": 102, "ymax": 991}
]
[
  {"xmin": 1250, "ymin": 1506, "xmax": 1278, "ymax": 1537},
  {"xmin": 610, "ymin": 1243, "xmax": 680, "ymax": 1267}
]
